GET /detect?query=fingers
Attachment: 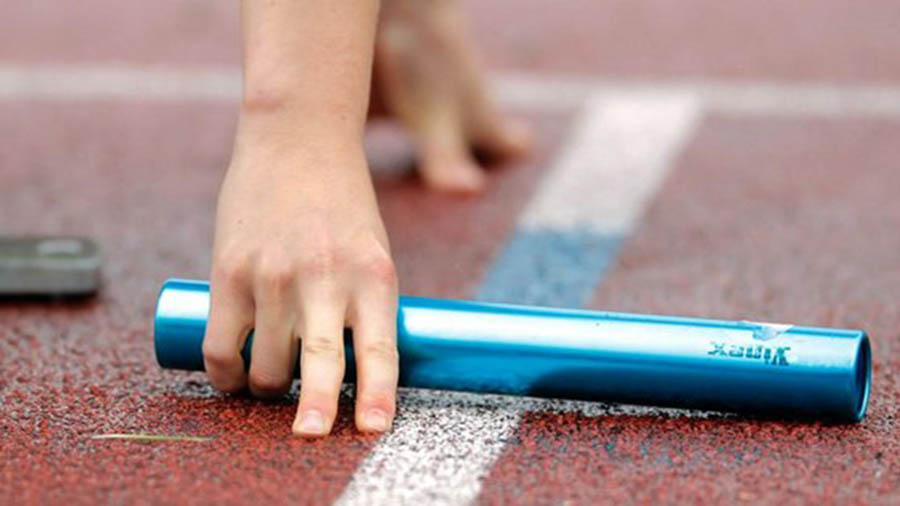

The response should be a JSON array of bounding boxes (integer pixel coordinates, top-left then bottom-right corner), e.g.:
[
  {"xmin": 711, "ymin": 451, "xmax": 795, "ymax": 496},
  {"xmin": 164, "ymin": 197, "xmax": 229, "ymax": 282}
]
[
  {"xmin": 293, "ymin": 283, "xmax": 348, "ymax": 437},
  {"xmin": 348, "ymin": 257, "xmax": 399, "ymax": 432},
  {"xmin": 247, "ymin": 264, "xmax": 298, "ymax": 398},
  {"xmin": 467, "ymin": 115, "xmax": 533, "ymax": 163},
  {"xmin": 374, "ymin": 22, "xmax": 486, "ymax": 194},
  {"xmin": 203, "ymin": 269, "xmax": 253, "ymax": 393},
  {"xmin": 207, "ymin": 241, "xmax": 399, "ymax": 438},
  {"xmin": 418, "ymin": 107, "xmax": 487, "ymax": 194}
]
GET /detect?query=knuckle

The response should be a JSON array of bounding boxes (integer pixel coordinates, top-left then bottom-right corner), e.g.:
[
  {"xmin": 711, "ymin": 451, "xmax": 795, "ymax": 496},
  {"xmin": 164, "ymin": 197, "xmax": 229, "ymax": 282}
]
[
  {"xmin": 302, "ymin": 336, "xmax": 344, "ymax": 361},
  {"xmin": 256, "ymin": 257, "xmax": 295, "ymax": 293},
  {"xmin": 209, "ymin": 374, "xmax": 245, "ymax": 394},
  {"xmin": 248, "ymin": 369, "xmax": 291, "ymax": 396},
  {"xmin": 360, "ymin": 340, "xmax": 399, "ymax": 363},
  {"xmin": 300, "ymin": 247, "xmax": 342, "ymax": 279},
  {"xmin": 202, "ymin": 339, "xmax": 237, "ymax": 369},
  {"xmin": 361, "ymin": 253, "xmax": 397, "ymax": 287},
  {"xmin": 212, "ymin": 251, "xmax": 252, "ymax": 285}
]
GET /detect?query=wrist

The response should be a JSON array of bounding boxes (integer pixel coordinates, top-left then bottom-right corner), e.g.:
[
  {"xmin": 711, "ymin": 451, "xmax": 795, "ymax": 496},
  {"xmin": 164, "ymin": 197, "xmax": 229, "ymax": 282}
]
[
  {"xmin": 240, "ymin": 86, "xmax": 367, "ymax": 139},
  {"xmin": 234, "ymin": 105, "xmax": 365, "ymax": 157},
  {"xmin": 228, "ymin": 123, "xmax": 371, "ymax": 190}
]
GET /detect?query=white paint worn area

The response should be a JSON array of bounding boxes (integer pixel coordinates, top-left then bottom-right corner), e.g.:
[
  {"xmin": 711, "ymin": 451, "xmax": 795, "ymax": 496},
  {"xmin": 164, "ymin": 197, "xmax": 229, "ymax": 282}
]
[
  {"xmin": 519, "ymin": 92, "xmax": 700, "ymax": 234},
  {"xmin": 336, "ymin": 389, "xmax": 722, "ymax": 506},
  {"xmin": 336, "ymin": 91, "xmax": 701, "ymax": 506},
  {"xmin": 335, "ymin": 389, "xmax": 524, "ymax": 506}
]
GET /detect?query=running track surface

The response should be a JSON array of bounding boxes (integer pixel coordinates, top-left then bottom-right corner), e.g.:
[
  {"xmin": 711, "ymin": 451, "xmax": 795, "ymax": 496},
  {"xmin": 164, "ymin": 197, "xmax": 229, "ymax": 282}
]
[{"xmin": 1, "ymin": 1, "xmax": 899, "ymax": 505}]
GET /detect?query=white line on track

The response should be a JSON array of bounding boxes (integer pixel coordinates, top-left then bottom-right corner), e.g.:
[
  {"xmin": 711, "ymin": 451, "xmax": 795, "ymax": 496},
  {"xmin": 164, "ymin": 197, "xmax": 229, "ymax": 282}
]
[
  {"xmin": 334, "ymin": 389, "xmax": 523, "ymax": 506},
  {"xmin": 4, "ymin": 64, "xmax": 900, "ymax": 117},
  {"xmin": 0, "ymin": 65, "xmax": 241, "ymax": 101},
  {"xmin": 336, "ymin": 92, "xmax": 702, "ymax": 506},
  {"xmin": 493, "ymin": 72, "xmax": 900, "ymax": 117},
  {"xmin": 520, "ymin": 91, "xmax": 700, "ymax": 234}
]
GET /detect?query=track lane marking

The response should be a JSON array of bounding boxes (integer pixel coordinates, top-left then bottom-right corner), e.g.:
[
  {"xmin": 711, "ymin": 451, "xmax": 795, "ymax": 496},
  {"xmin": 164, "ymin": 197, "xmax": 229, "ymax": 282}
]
[
  {"xmin": 493, "ymin": 73, "xmax": 900, "ymax": 117},
  {"xmin": 3, "ymin": 64, "xmax": 900, "ymax": 117},
  {"xmin": 519, "ymin": 92, "xmax": 699, "ymax": 235},
  {"xmin": 336, "ymin": 92, "xmax": 701, "ymax": 506},
  {"xmin": 0, "ymin": 65, "xmax": 240, "ymax": 101}
]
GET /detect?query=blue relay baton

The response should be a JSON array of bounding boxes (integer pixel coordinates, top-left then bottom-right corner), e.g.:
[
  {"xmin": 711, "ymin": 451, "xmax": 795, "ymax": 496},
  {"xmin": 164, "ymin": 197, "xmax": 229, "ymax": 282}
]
[{"xmin": 154, "ymin": 278, "xmax": 871, "ymax": 422}]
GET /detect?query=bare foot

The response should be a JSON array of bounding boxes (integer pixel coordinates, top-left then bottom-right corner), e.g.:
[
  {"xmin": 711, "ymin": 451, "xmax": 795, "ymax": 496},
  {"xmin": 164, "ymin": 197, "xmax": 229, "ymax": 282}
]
[{"xmin": 371, "ymin": 0, "xmax": 532, "ymax": 194}]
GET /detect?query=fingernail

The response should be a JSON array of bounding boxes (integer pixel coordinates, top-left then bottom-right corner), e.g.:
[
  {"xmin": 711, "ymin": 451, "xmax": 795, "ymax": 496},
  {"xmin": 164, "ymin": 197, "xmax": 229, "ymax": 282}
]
[
  {"xmin": 294, "ymin": 410, "xmax": 326, "ymax": 436},
  {"xmin": 363, "ymin": 409, "xmax": 391, "ymax": 432}
]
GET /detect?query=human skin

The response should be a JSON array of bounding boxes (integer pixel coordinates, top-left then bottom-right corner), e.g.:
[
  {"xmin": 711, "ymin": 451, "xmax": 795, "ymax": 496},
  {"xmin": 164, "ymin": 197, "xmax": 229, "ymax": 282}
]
[
  {"xmin": 203, "ymin": 0, "xmax": 397, "ymax": 437},
  {"xmin": 203, "ymin": 0, "xmax": 531, "ymax": 437},
  {"xmin": 372, "ymin": 0, "xmax": 532, "ymax": 193}
]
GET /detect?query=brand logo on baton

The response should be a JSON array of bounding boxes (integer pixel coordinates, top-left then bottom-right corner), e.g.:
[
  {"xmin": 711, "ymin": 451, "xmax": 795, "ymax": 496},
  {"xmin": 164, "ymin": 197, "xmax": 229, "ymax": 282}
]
[{"xmin": 708, "ymin": 342, "xmax": 791, "ymax": 366}]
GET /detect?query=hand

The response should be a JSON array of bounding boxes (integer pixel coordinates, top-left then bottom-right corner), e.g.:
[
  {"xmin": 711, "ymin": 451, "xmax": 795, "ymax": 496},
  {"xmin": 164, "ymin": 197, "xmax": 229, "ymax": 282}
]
[
  {"xmin": 202, "ymin": 118, "xmax": 399, "ymax": 437},
  {"xmin": 371, "ymin": 0, "xmax": 532, "ymax": 194}
]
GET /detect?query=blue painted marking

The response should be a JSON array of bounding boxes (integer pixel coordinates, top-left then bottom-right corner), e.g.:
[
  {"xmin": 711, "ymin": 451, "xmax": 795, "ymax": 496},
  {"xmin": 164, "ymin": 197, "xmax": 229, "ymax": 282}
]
[{"xmin": 476, "ymin": 229, "xmax": 624, "ymax": 308}]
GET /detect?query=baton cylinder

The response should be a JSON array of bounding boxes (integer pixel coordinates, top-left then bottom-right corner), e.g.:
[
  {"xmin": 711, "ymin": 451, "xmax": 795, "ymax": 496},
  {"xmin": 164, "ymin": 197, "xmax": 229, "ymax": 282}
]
[{"xmin": 154, "ymin": 279, "xmax": 871, "ymax": 422}]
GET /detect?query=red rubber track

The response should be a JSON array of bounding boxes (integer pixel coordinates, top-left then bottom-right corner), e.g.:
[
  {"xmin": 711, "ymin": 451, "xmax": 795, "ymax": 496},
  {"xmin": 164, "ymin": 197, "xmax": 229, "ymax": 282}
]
[
  {"xmin": 3, "ymin": 0, "xmax": 900, "ymax": 504},
  {"xmin": 481, "ymin": 115, "xmax": 900, "ymax": 504},
  {"xmin": 0, "ymin": 102, "xmax": 570, "ymax": 505}
]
